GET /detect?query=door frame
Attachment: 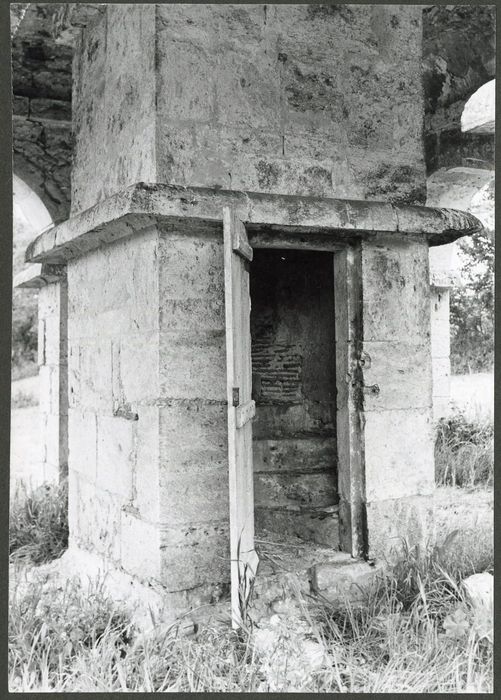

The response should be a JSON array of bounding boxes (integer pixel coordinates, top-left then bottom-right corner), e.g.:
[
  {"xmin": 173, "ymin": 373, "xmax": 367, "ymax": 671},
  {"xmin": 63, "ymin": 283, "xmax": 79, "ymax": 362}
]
[{"xmin": 224, "ymin": 211, "xmax": 367, "ymax": 625}]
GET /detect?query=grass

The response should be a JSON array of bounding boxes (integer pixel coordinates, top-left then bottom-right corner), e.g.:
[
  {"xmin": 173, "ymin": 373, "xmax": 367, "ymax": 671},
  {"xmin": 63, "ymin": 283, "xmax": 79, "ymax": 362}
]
[
  {"xmin": 8, "ymin": 413, "xmax": 493, "ymax": 692},
  {"xmin": 8, "ymin": 539, "xmax": 493, "ymax": 693},
  {"xmin": 434, "ymin": 408, "xmax": 493, "ymax": 488},
  {"xmin": 10, "ymin": 479, "xmax": 68, "ymax": 565}
]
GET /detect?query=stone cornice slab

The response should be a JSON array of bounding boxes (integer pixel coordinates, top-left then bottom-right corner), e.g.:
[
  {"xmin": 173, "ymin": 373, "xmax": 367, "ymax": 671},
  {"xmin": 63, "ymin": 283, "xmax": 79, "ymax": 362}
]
[
  {"xmin": 14, "ymin": 262, "xmax": 67, "ymax": 288},
  {"xmin": 26, "ymin": 183, "xmax": 484, "ymax": 264}
]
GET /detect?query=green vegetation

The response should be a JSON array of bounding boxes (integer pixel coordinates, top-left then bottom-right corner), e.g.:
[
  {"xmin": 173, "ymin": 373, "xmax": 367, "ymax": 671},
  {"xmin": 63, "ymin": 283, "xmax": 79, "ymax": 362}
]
[
  {"xmin": 8, "ymin": 541, "xmax": 492, "ymax": 692},
  {"xmin": 10, "ymin": 480, "xmax": 68, "ymax": 565},
  {"xmin": 435, "ymin": 409, "xmax": 493, "ymax": 488},
  {"xmin": 450, "ymin": 231, "xmax": 494, "ymax": 374}
]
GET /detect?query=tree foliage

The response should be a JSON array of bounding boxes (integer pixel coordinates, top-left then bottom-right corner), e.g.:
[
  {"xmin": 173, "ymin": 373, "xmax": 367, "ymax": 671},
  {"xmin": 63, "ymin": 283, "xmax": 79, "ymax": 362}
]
[{"xmin": 450, "ymin": 232, "xmax": 494, "ymax": 374}]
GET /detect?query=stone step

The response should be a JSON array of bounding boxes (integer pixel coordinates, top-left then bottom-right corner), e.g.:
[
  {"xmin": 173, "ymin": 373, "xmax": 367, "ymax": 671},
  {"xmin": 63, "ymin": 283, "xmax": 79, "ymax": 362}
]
[
  {"xmin": 311, "ymin": 559, "xmax": 386, "ymax": 604},
  {"xmin": 249, "ymin": 551, "xmax": 385, "ymax": 621}
]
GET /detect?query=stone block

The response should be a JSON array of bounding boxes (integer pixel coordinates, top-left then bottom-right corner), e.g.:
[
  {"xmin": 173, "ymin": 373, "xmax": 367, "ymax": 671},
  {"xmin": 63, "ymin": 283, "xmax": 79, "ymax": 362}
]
[
  {"xmin": 67, "ymin": 342, "xmax": 80, "ymax": 408},
  {"xmin": 12, "ymin": 95, "xmax": 29, "ymax": 116},
  {"xmin": 254, "ymin": 471, "xmax": 336, "ymax": 510},
  {"xmin": 255, "ymin": 507, "xmax": 340, "ymax": 549},
  {"xmin": 311, "ymin": 559, "xmax": 386, "ymax": 601},
  {"xmin": 96, "ymin": 415, "xmax": 134, "ymax": 498},
  {"xmin": 156, "ymin": 39, "xmax": 216, "ymax": 123},
  {"xmin": 159, "ymin": 401, "xmax": 227, "ymax": 468},
  {"xmin": 37, "ymin": 318, "xmax": 46, "ymax": 366},
  {"xmin": 134, "ymin": 406, "xmax": 160, "ymax": 520},
  {"xmin": 158, "ymin": 234, "xmax": 224, "ymax": 302},
  {"xmin": 432, "ymin": 358, "xmax": 451, "ymax": 400},
  {"xmin": 159, "ymin": 330, "xmax": 226, "ymax": 401},
  {"xmin": 361, "ymin": 341, "xmax": 432, "ymax": 412},
  {"xmin": 79, "ymin": 339, "xmax": 113, "ymax": 412},
  {"xmin": 364, "ymin": 408, "xmax": 435, "ymax": 502},
  {"xmin": 38, "ymin": 365, "xmax": 54, "ymax": 415},
  {"xmin": 362, "ymin": 238, "xmax": 431, "ymax": 343},
  {"xmin": 253, "ymin": 402, "xmax": 335, "ymax": 440},
  {"xmin": 160, "ymin": 520, "xmax": 230, "ymax": 591},
  {"xmin": 253, "ymin": 438, "xmax": 337, "ymax": 473},
  {"xmin": 113, "ymin": 333, "xmax": 159, "ymax": 404},
  {"xmin": 68, "ymin": 409, "xmax": 97, "ymax": 482},
  {"xmin": 120, "ymin": 509, "xmax": 161, "ymax": 580},
  {"xmin": 43, "ymin": 314, "xmax": 63, "ymax": 367},
  {"xmin": 67, "ymin": 227, "xmax": 159, "ymax": 338},
  {"xmin": 29, "ymin": 97, "xmax": 71, "ymax": 121},
  {"xmin": 44, "ymin": 413, "xmax": 61, "ymax": 468},
  {"xmin": 75, "ymin": 477, "xmax": 122, "ymax": 564},
  {"xmin": 366, "ymin": 495, "xmax": 434, "ymax": 561},
  {"xmin": 431, "ymin": 316, "xmax": 451, "ymax": 360},
  {"xmin": 68, "ymin": 469, "xmax": 79, "ymax": 535},
  {"xmin": 159, "ymin": 465, "xmax": 229, "ymax": 527},
  {"xmin": 159, "ymin": 296, "xmax": 225, "ymax": 334}
]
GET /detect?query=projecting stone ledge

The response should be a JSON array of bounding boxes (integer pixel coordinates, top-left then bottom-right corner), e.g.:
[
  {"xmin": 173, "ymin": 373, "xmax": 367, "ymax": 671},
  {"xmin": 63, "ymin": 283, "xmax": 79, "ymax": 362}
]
[{"xmin": 26, "ymin": 182, "xmax": 484, "ymax": 264}]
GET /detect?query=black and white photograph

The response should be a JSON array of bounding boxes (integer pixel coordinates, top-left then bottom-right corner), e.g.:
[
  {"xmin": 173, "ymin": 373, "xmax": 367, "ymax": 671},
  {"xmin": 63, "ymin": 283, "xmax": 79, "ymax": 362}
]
[{"xmin": 8, "ymin": 2, "xmax": 494, "ymax": 692}]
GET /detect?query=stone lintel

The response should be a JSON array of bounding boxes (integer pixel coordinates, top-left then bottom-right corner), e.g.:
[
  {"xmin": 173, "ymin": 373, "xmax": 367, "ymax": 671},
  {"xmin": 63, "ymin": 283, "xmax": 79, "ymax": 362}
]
[
  {"xmin": 26, "ymin": 182, "xmax": 484, "ymax": 264},
  {"xmin": 14, "ymin": 262, "xmax": 67, "ymax": 288}
]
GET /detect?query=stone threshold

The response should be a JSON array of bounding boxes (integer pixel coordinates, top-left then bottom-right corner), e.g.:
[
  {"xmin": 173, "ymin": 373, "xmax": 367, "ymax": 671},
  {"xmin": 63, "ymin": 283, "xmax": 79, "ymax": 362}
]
[
  {"xmin": 251, "ymin": 537, "xmax": 385, "ymax": 621},
  {"xmin": 26, "ymin": 182, "xmax": 484, "ymax": 264}
]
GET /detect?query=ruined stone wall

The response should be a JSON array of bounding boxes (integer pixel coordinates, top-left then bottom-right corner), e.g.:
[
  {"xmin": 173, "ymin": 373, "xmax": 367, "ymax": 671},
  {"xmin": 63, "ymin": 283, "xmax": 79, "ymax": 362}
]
[
  {"xmin": 12, "ymin": 5, "xmax": 73, "ymax": 222},
  {"xmin": 423, "ymin": 5, "xmax": 495, "ymax": 173},
  {"xmin": 72, "ymin": 3, "xmax": 426, "ymax": 213},
  {"xmin": 250, "ymin": 250, "xmax": 338, "ymax": 545}
]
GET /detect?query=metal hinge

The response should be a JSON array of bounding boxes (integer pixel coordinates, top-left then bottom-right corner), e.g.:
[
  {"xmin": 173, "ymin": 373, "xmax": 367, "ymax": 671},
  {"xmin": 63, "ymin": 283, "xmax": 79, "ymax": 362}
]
[{"xmin": 232, "ymin": 387, "xmax": 240, "ymax": 407}]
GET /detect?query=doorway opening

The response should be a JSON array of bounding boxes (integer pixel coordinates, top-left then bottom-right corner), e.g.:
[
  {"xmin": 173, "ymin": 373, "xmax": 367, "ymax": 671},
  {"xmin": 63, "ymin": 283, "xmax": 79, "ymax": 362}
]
[{"xmin": 250, "ymin": 248, "xmax": 340, "ymax": 571}]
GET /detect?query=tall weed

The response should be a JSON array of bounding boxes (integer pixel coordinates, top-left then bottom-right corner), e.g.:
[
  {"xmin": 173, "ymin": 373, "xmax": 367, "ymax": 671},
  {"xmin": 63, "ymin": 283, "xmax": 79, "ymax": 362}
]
[{"xmin": 10, "ymin": 480, "xmax": 68, "ymax": 565}]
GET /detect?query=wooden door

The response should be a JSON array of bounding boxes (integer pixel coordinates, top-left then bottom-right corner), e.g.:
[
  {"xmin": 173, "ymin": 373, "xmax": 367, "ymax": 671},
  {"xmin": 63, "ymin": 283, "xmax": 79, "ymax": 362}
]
[{"xmin": 223, "ymin": 207, "xmax": 259, "ymax": 628}]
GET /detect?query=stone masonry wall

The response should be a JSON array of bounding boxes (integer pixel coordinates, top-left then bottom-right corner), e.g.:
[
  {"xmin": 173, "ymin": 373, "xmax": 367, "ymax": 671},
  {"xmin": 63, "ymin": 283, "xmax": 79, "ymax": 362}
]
[
  {"xmin": 66, "ymin": 227, "xmax": 162, "ymax": 583},
  {"xmin": 38, "ymin": 276, "xmax": 68, "ymax": 483},
  {"xmin": 250, "ymin": 249, "xmax": 338, "ymax": 546},
  {"xmin": 360, "ymin": 236, "xmax": 435, "ymax": 559},
  {"xmin": 12, "ymin": 4, "xmax": 73, "ymax": 222},
  {"xmin": 157, "ymin": 222, "xmax": 230, "ymax": 595},
  {"xmin": 72, "ymin": 4, "xmax": 426, "ymax": 213}
]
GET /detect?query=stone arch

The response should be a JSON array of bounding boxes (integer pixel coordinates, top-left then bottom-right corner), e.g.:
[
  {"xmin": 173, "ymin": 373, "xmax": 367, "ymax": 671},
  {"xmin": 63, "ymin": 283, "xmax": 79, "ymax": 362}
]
[
  {"xmin": 13, "ymin": 173, "xmax": 53, "ymax": 271},
  {"xmin": 13, "ymin": 131, "xmax": 71, "ymax": 225}
]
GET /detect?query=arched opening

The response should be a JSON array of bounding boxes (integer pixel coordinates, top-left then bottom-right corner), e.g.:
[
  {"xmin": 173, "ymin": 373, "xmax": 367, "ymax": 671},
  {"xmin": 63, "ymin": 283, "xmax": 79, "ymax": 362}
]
[
  {"xmin": 12, "ymin": 174, "xmax": 53, "ymax": 379},
  {"xmin": 11, "ymin": 176, "xmax": 55, "ymax": 488}
]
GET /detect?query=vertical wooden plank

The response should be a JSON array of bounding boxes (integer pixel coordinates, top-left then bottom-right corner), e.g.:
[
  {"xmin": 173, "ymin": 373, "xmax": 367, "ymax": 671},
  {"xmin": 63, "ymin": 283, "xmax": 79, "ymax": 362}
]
[
  {"xmin": 334, "ymin": 244, "xmax": 367, "ymax": 558},
  {"xmin": 223, "ymin": 207, "xmax": 258, "ymax": 628}
]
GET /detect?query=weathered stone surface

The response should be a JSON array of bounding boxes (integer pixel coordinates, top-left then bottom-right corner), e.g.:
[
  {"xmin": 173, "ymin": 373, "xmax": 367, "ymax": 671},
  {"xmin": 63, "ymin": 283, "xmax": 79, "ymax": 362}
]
[
  {"xmin": 72, "ymin": 472, "xmax": 123, "ymax": 564},
  {"xmin": 311, "ymin": 559, "xmax": 385, "ymax": 601},
  {"xmin": 366, "ymin": 495, "xmax": 434, "ymax": 561},
  {"xmin": 423, "ymin": 5, "xmax": 495, "ymax": 172},
  {"xmin": 68, "ymin": 409, "xmax": 97, "ymax": 481},
  {"xmin": 68, "ymin": 3, "xmax": 426, "ymax": 215},
  {"xmin": 160, "ymin": 521, "xmax": 230, "ymax": 592},
  {"xmin": 96, "ymin": 415, "xmax": 134, "ymax": 498},
  {"xmin": 254, "ymin": 472, "xmax": 336, "ymax": 510},
  {"xmin": 362, "ymin": 238, "xmax": 431, "ymax": 344},
  {"xmin": 253, "ymin": 438, "xmax": 337, "ymax": 473},
  {"xmin": 72, "ymin": 4, "xmax": 156, "ymax": 214},
  {"xmin": 255, "ymin": 508, "xmax": 339, "ymax": 549},
  {"xmin": 120, "ymin": 509, "xmax": 161, "ymax": 580},
  {"xmin": 159, "ymin": 465, "xmax": 229, "ymax": 527},
  {"xmin": 361, "ymin": 342, "xmax": 432, "ymax": 412},
  {"xmin": 364, "ymin": 409, "xmax": 435, "ymax": 502},
  {"xmin": 66, "ymin": 229, "xmax": 159, "ymax": 338},
  {"xmin": 26, "ymin": 183, "xmax": 483, "ymax": 265}
]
